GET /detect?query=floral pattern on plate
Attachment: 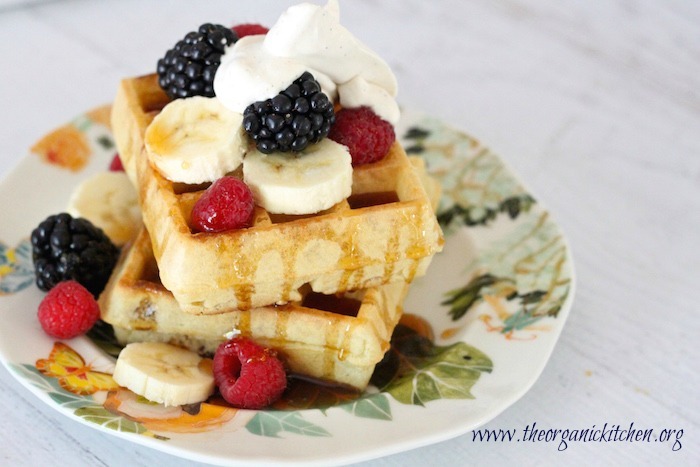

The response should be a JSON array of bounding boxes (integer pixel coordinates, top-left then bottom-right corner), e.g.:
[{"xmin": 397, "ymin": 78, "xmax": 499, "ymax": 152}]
[
  {"xmin": 0, "ymin": 239, "xmax": 33, "ymax": 295},
  {"xmin": 404, "ymin": 116, "xmax": 572, "ymax": 340}
]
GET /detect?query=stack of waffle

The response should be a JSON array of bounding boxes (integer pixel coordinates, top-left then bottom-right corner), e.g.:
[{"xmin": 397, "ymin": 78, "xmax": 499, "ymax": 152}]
[{"xmin": 103, "ymin": 74, "xmax": 443, "ymax": 389}]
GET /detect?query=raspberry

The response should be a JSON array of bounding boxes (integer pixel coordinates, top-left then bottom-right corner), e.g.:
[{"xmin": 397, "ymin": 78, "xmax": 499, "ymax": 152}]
[
  {"xmin": 109, "ymin": 154, "xmax": 124, "ymax": 171},
  {"xmin": 213, "ymin": 337, "xmax": 287, "ymax": 409},
  {"xmin": 232, "ymin": 23, "xmax": 269, "ymax": 38},
  {"xmin": 328, "ymin": 106, "xmax": 395, "ymax": 166},
  {"xmin": 191, "ymin": 177, "xmax": 255, "ymax": 232},
  {"xmin": 37, "ymin": 281, "xmax": 101, "ymax": 339}
]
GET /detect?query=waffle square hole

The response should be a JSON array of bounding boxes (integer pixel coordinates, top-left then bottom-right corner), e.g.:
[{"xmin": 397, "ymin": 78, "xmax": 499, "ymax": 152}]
[
  {"xmin": 347, "ymin": 191, "xmax": 400, "ymax": 209},
  {"xmin": 268, "ymin": 203, "xmax": 340, "ymax": 224},
  {"xmin": 139, "ymin": 94, "xmax": 169, "ymax": 115},
  {"xmin": 173, "ymin": 182, "xmax": 211, "ymax": 195},
  {"xmin": 136, "ymin": 76, "xmax": 170, "ymax": 114},
  {"xmin": 268, "ymin": 212, "xmax": 319, "ymax": 224},
  {"xmin": 138, "ymin": 256, "xmax": 163, "ymax": 287},
  {"xmin": 301, "ymin": 292, "xmax": 362, "ymax": 317}
]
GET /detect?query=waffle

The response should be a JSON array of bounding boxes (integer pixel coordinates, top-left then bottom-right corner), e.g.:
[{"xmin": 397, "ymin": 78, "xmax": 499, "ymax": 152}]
[
  {"xmin": 111, "ymin": 74, "xmax": 443, "ymax": 314},
  {"xmin": 99, "ymin": 227, "xmax": 409, "ymax": 390}
]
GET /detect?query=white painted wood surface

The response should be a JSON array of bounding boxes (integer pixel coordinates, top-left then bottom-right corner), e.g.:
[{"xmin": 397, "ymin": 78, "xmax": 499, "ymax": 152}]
[{"xmin": 1, "ymin": 0, "xmax": 698, "ymax": 465}]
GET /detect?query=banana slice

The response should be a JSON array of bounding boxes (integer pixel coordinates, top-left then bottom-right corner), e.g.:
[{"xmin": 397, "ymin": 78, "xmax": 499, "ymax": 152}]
[
  {"xmin": 145, "ymin": 96, "xmax": 246, "ymax": 184},
  {"xmin": 67, "ymin": 171, "xmax": 140, "ymax": 246},
  {"xmin": 243, "ymin": 138, "xmax": 352, "ymax": 215},
  {"xmin": 112, "ymin": 342, "xmax": 215, "ymax": 407}
]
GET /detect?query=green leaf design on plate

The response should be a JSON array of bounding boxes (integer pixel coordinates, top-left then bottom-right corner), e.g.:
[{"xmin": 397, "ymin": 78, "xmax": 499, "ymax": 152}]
[
  {"xmin": 400, "ymin": 116, "xmax": 571, "ymax": 337},
  {"xmin": 96, "ymin": 135, "xmax": 114, "ymax": 150},
  {"xmin": 48, "ymin": 390, "xmax": 96, "ymax": 410},
  {"xmin": 0, "ymin": 239, "xmax": 34, "ymax": 295},
  {"xmin": 340, "ymin": 393, "xmax": 392, "ymax": 421},
  {"xmin": 455, "ymin": 211, "xmax": 571, "ymax": 331},
  {"xmin": 372, "ymin": 324, "xmax": 493, "ymax": 407},
  {"xmin": 403, "ymin": 127, "xmax": 431, "ymax": 141},
  {"xmin": 442, "ymin": 273, "xmax": 557, "ymax": 324},
  {"xmin": 400, "ymin": 121, "xmax": 536, "ymax": 231},
  {"xmin": 12, "ymin": 364, "xmax": 62, "ymax": 393},
  {"xmin": 11, "ymin": 364, "xmax": 154, "ymax": 437},
  {"xmin": 442, "ymin": 273, "xmax": 512, "ymax": 321},
  {"xmin": 386, "ymin": 341, "xmax": 492, "ymax": 406},
  {"xmin": 246, "ymin": 411, "xmax": 331, "ymax": 438},
  {"xmin": 436, "ymin": 194, "xmax": 536, "ymax": 228},
  {"xmin": 74, "ymin": 406, "xmax": 149, "ymax": 435}
]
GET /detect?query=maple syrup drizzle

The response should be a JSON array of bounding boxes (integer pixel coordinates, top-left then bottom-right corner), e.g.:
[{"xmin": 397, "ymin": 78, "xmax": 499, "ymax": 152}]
[
  {"xmin": 337, "ymin": 320, "xmax": 358, "ymax": 362},
  {"xmin": 274, "ymin": 309, "xmax": 290, "ymax": 341},
  {"xmin": 234, "ymin": 284, "xmax": 254, "ymax": 311},
  {"xmin": 273, "ymin": 374, "xmax": 361, "ymax": 410},
  {"xmin": 337, "ymin": 217, "xmax": 362, "ymax": 292},
  {"xmin": 383, "ymin": 226, "xmax": 401, "ymax": 279},
  {"xmin": 280, "ymin": 247, "xmax": 295, "ymax": 304},
  {"xmin": 215, "ymin": 236, "xmax": 256, "ymax": 310},
  {"xmin": 236, "ymin": 311, "xmax": 251, "ymax": 336},
  {"xmin": 322, "ymin": 328, "xmax": 337, "ymax": 379}
]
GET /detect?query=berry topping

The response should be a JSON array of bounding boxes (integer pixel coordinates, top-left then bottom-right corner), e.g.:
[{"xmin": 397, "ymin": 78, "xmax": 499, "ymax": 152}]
[
  {"xmin": 109, "ymin": 154, "xmax": 124, "ymax": 171},
  {"xmin": 31, "ymin": 213, "xmax": 119, "ymax": 296},
  {"xmin": 157, "ymin": 23, "xmax": 238, "ymax": 100},
  {"xmin": 328, "ymin": 106, "xmax": 395, "ymax": 166},
  {"xmin": 37, "ymin": 280, "xmax": 101, "ymax": 339},
  {"xmin": 191, "ymin": 177, "xmax": 255, "ymax": 232},
  {"xmin": 232, "ymin": 23, "xmax": 269, "ymax": 38},
  {"xmin": 242, "ymin": 72, "xmax": 335, "ymax": 154},
  {"xmin": 213, "ymin": 337, "xmax": 287, "ymax": 409}
]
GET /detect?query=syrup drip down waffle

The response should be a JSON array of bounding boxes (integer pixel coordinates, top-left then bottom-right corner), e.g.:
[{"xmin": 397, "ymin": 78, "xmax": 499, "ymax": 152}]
[
  {"xmin": 99, "ymin": 228, "xmax": 409, "ymax": 390},
  {"xmin": 111, "ymin": 74, "xmax": 443, "ymax": 314}
]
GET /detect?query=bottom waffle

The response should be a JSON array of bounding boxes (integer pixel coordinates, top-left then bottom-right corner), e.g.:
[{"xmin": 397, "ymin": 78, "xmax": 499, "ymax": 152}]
[{"xmin": 99, "ymin": 228, "xmax": 409, "ymax": 390}]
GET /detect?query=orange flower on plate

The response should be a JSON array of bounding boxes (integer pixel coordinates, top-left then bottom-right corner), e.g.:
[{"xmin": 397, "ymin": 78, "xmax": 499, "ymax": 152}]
[
  {"xmin": 36, "ymin": 342, "xmax": 119, "ymax": 395},
  {"xmin": 86, "ymin": 105, "xmax": 112, "ymax": 129},
  {"xmin": 31, "ymin": 124, "xmax": 91, "ymax": 171},
  {"xmin": 104, "ymin": 389, "xmax": 239, "ymax": 434}
]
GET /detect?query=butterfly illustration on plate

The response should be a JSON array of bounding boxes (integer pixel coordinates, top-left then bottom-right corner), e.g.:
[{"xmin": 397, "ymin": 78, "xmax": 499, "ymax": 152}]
[{"xmin": 36, "ymin": 342, "xmax": 119, "ymax": 395}]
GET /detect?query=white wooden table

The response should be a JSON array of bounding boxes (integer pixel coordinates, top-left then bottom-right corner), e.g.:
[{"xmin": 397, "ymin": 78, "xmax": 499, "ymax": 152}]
[{"xmin": 1, "ymin": 0, "xmax": 698, "ymax": 465}]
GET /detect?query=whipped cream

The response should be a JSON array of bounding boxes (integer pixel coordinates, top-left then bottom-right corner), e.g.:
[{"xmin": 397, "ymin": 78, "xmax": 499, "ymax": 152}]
[{"xmin": 214, "ymin": 0, "xmax": 400, "ymax": 125}]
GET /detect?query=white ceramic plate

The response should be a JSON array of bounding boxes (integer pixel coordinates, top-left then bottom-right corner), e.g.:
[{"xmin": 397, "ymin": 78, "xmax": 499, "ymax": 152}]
[{"xmin": 0, "ymin": 107, "xmax": 574, "ymax": 466}]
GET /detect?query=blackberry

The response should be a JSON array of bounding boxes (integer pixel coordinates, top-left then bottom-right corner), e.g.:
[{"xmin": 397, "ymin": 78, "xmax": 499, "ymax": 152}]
[
  {"xmin": 242, "ymin": 72, "xmax": 336, "ymax": 153},
  {"xmin": 31, "ymin": 213, "xmax": 119, "ymax": 297},
  {"xmin": 156, "ymin": 23, "xmax": 238, "ymax": 100}
]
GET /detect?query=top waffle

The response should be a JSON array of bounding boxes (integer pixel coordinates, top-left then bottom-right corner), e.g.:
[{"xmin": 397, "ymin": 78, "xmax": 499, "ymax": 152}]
[{"xmin": 112, "ymin": 74, "xmax": 443, "ymax": 315}]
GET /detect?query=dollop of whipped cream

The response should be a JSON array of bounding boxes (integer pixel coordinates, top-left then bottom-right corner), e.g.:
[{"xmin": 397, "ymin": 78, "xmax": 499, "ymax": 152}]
[{"xmin": 214, "ymin": 0, "xmax": 399, "ymax": 125}]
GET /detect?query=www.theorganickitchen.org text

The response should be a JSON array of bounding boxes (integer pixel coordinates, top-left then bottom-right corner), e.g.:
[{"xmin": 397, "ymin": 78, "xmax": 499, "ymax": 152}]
[{"xmin": 471, "ymin": 422, "xmax": 683, "ymax": 452}]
